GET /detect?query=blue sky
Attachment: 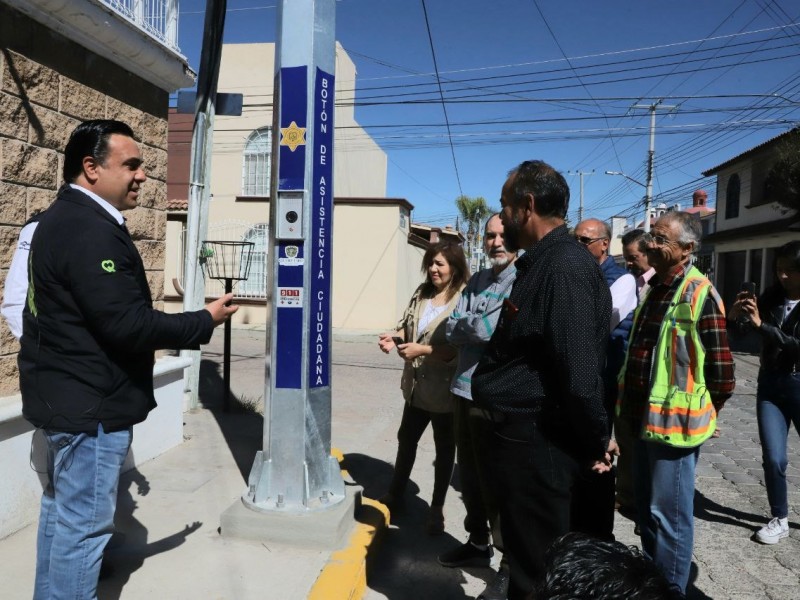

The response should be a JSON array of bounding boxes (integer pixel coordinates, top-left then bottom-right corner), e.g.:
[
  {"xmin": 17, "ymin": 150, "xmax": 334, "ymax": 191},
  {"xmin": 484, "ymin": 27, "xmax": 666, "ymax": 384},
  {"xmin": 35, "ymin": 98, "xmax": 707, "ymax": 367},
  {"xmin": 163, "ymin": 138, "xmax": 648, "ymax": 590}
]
[{"xmin": 176, "ymin": 0, "xmax": 800, "ymax": 228}]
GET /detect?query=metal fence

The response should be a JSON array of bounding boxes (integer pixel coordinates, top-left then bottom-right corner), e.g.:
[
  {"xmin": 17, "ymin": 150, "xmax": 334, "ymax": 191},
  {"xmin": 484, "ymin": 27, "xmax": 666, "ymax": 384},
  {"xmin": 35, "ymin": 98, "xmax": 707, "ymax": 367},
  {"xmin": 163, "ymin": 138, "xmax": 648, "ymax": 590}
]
[
  {"xmin": 100, "ymin": 0, "xmax": 180, "ymax": 52},
  {"xmin": 179, "ymin": 221, "xmax": 269, "ymax": 299}
]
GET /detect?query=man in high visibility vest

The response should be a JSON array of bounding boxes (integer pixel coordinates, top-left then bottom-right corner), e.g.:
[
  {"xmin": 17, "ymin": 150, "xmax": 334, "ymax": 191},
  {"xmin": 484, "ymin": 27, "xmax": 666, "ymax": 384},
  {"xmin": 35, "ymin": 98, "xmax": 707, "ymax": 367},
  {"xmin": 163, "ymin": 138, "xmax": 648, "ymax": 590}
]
[{"xmin": 617, "ymin": 211, "xmax": 735, "ymax": 594}]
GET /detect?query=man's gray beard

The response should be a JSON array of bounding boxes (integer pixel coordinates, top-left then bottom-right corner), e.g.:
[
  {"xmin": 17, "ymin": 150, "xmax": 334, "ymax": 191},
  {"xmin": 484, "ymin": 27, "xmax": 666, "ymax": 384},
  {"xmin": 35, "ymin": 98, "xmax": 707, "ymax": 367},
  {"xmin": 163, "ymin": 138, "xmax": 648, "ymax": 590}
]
[{"xmin": 488, "ymin": 255, "xmax": 509, "ymax": 268}]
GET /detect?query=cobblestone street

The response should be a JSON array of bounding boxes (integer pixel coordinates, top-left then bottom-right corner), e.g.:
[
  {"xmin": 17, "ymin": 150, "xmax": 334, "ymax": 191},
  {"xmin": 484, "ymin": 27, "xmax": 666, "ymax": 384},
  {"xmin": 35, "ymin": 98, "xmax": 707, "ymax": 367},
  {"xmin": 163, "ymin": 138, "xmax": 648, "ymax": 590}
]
[{"xmin": 684, "ymin": 353, "xmax": 800, "ymax": 599}]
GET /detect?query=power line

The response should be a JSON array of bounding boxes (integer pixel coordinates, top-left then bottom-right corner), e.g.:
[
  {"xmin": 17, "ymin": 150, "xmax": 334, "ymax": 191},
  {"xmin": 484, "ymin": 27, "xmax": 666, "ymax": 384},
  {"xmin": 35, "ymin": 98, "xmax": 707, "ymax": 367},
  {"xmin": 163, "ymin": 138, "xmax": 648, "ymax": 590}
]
[
  {"xmin": 420, "ymin": 0, "xmax": 463, "ymax": 196},
  {"xmin": 354, "ymin": 21, "xmax": 800, "ymax": 82}
]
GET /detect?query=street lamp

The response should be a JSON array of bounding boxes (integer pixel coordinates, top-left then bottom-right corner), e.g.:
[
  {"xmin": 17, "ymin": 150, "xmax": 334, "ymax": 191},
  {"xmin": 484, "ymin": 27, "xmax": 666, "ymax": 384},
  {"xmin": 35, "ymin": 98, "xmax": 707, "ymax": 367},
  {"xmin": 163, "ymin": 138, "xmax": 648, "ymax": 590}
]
[{"xmin": 604, "ymin": 171, "xmax": 652, "ymax": 232}]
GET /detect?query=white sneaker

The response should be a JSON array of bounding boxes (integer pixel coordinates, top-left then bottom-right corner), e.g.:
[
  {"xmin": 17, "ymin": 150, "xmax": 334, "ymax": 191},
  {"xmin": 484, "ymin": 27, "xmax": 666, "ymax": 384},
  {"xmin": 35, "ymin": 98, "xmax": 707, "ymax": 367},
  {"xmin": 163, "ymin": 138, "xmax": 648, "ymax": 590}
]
[{"xmin": 755, "ymin": 517, "xmax": 789, "ymax": 544}]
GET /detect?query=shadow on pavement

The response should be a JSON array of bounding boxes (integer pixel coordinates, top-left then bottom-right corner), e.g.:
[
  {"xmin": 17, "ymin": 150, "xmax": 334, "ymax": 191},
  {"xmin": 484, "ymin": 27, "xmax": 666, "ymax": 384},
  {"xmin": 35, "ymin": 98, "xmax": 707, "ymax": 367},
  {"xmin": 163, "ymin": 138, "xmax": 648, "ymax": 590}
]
[
  {"xmin": 99, "ymin": 460, "xmax": 201, "ymax": 599},
  {"xmin": 341, "ymin": 452, "xmax": 395, "ymax": 499},
  {"xmin": 693, "ymin": 489, "xmax": 766, "ymax": 532},
  {"xmin": 686, "ymin": 563, "xmax": 714, "ymax": 600},
  {"xmin": 199, "ymin": 358, "xmax": 264, "ymax": 481},
  {"xmin": 343, "ymin": 453, "xmax": 491, "ymax": 599}
]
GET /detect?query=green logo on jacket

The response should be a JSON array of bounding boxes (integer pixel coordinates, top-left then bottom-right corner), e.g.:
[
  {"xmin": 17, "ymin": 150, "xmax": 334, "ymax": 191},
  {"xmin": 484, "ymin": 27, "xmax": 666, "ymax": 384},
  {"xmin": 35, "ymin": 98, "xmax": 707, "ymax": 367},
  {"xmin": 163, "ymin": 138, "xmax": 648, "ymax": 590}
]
[{"xmin": 101, "ymin": 260, "xmax": 116, "ymax": 273}]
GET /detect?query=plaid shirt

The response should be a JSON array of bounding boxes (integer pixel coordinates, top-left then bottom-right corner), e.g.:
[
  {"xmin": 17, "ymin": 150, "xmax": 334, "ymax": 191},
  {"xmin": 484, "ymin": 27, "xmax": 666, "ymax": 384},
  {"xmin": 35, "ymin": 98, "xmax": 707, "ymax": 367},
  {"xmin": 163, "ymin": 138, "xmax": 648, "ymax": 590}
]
[{"xmin": 619, "ymin": 261, "xmax": 735, "ymax": 426}]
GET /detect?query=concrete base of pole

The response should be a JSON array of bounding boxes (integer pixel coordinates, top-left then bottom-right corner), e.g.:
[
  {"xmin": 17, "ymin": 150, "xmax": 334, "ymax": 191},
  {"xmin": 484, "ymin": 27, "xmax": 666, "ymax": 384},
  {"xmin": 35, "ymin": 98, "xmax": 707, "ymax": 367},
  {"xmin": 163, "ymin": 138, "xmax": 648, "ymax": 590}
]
[{"xmin": 220, "ymin": 484, "xmax": 361, "ymax": 549}]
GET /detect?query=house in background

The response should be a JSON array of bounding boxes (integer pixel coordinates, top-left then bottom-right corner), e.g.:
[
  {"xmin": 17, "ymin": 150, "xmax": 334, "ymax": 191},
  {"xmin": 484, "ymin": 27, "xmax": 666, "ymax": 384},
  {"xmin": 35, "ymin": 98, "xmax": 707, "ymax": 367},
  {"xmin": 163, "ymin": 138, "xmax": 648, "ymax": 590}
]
[
  {"xmin": 610, "ymin": 189, "xmax": 716, "ymax": 267},
  {"xmin": 685, "ymin": 189, "xmax": 717, "ymax": 278},
  {"xmin": 702, "ymin": 128, "xmax": 800, "ymax": 308},
  {"xmin": 164, "ymin": 42, "xmax": 441, "ymax": 330}
]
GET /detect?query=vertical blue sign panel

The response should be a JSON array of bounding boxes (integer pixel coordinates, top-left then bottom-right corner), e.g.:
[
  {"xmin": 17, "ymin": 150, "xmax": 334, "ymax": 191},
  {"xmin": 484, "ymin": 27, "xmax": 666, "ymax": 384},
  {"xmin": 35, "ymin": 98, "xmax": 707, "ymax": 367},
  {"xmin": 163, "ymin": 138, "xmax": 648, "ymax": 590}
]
[
  {"xmin": 275, "ymin": 242, "xmax": 305, "ymax": 388},
  {"xmin": 309, "ymin": 68, "xmax": 334, "ymax": 388},
  {"xmin": 278, "ymin": 66, "xmax": 307, "ymax": 191},
  {"xmin": 274, "ymin": 65, "xmax": 307, "ymax": 389}
]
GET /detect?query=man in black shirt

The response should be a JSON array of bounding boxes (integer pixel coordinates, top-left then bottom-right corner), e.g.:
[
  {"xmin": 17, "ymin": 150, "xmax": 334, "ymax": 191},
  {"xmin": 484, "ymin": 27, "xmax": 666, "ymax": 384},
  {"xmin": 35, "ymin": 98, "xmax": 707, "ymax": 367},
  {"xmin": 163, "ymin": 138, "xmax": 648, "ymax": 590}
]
[{"xmin": 472, "ymin": 160, "xmax": 613, "ymax": 599}]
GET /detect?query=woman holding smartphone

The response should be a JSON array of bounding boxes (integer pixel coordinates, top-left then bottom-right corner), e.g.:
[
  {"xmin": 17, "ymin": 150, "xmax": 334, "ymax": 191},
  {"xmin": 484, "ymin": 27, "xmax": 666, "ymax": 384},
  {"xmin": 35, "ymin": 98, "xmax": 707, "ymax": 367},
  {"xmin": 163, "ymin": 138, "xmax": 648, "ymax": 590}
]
[
  {"xmin": 377, "ymin": 241, "xmax": 468, "ymax": 534},
  {"xmin": 730, "ymin": 241, "xmax": 800, "ymax": 544}
]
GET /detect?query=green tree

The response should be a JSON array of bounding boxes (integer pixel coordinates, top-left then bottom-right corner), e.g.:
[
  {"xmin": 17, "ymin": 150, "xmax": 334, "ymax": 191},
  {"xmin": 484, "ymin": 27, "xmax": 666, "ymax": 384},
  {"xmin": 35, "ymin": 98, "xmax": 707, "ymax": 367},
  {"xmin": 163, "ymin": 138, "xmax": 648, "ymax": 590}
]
[
  {"xmin": 455, "ymin": 195, "xmax": 492, "ymax": 258},
  {"xmin": 765, "ymin": 128, "xmax": 800, "ymax": 212}
]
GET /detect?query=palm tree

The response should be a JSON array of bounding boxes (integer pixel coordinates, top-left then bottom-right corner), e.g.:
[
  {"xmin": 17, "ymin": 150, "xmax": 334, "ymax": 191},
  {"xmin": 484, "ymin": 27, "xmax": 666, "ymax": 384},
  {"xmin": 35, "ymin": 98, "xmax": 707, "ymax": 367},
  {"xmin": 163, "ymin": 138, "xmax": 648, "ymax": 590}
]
[{"xmin": 455, "ymin": 195, "xmax": 492, "ymax": 261}]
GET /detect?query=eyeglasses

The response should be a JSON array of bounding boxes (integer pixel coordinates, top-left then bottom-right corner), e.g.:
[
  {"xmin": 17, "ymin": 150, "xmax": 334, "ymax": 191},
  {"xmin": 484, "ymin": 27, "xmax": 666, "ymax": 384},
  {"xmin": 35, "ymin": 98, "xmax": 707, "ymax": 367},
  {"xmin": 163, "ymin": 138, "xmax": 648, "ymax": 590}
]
[
  {"xmin": 575, "ymin": 236, "xmax": 606, "ymax": 245},
  {"xmin": 641, "ymin": 232, "xmax": 677, "ymax": 247}
]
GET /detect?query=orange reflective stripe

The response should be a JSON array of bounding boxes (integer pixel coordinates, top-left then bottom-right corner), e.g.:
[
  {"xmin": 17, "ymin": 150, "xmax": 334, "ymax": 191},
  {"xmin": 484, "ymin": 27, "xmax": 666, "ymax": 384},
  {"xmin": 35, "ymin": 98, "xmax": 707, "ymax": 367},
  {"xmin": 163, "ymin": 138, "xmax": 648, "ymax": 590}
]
[
  {"xmin": 686, "ymin": 334, "xmax": 696, "ymax": 394},
  {"xmin": 649, "ymin": 402, "xmax": 713, "ymax": 418},
  {"xmin": 690, "ymin": 278, "xmax": 706, "ymax": 309}
]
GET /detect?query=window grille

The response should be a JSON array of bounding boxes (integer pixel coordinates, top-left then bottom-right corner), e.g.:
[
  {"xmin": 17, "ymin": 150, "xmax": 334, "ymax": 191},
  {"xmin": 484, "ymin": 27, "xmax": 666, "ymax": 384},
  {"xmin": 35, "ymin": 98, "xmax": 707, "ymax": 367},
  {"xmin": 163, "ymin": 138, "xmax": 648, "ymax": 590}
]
[
  {"xmin": 179, "ymin": 221, "xmax": 269, "ymax": 300},
  {"xmin": 242, "ymin": 128, "xmax": 272, "ymax": 197}
]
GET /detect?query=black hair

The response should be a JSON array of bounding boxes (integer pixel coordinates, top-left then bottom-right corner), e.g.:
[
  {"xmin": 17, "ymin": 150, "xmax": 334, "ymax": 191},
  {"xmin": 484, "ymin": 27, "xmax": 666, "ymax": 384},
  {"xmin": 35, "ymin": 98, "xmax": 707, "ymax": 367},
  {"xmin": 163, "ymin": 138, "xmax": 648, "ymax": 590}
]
[
  {"xmin": 533, "ymin": 533, "xmax": 685, "ymax": 600},
  {"xmin": 63, "ymin": 120, "xmax": 136, "ymax": 183},
  {"xmin": 760, "ymin": 240, "xmax": 800, "ymax": 306},
  {"xmin": 775, "ymin": 240, "xmax": 800, "ymax": 272},
  {"xmin": 507, "ymin": 160, "xmax": 570, "ymax": 219},
  {"xmin": 420, "ymin": 241, "xmax": 469, "ymax": 300},
  {"xmin": 621, "ymin": 228, "xmax": 647, "ymax": 252}
]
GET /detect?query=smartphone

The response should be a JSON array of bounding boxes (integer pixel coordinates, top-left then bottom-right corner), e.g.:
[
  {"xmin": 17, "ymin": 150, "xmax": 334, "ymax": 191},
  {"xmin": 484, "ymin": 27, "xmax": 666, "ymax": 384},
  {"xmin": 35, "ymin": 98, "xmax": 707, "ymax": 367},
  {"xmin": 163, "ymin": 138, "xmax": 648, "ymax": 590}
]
[
  {"xmin": 738, "ymin": 282, "xmax": 756, "ymax": 324},
  {"xmin": 391, "ymin": 336, "xmax": 403, "ymax": 346}
]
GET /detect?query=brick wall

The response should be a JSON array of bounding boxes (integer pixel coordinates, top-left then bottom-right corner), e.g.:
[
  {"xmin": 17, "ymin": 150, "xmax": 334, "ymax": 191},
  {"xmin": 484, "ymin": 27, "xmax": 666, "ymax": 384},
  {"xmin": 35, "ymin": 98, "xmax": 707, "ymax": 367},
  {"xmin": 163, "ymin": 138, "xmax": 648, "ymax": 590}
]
[{"xmin": 0, "ymin": 5, "xmax": 171, "ymax": 396}]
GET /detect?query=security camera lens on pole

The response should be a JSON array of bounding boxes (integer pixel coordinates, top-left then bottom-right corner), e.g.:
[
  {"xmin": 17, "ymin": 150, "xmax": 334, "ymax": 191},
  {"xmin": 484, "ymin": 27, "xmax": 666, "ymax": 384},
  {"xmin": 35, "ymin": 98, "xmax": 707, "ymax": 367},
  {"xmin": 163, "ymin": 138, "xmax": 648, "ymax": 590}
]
[{"xmin": 238, "ymin": 0, "xmax": 345, "ymax": 519}]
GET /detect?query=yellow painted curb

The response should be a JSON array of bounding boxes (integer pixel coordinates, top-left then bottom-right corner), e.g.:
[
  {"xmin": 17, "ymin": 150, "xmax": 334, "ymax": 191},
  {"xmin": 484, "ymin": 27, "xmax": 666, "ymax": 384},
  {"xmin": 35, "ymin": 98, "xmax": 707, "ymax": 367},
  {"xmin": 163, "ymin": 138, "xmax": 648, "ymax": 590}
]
[{"xmin": 306, "ymin": 450, "xmax": 390, "ymax": 600}]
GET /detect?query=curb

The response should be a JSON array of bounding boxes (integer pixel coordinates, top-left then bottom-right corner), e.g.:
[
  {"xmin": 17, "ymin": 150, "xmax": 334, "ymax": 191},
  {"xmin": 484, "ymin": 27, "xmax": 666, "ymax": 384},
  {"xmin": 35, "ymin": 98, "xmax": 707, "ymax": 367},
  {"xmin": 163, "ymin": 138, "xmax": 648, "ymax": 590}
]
[{"xmin": 306, "ymin": 449, "xmax": 390, "ymax": 600}]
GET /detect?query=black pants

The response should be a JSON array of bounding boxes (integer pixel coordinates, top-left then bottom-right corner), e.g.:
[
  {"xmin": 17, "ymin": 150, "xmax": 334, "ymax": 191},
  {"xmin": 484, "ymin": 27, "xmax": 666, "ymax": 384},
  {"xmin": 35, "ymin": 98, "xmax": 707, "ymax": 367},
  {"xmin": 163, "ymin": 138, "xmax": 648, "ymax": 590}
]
[
  {"xmin": 388, "ymin": 402, "xmax": 456, "ymax": 507},
  {"xmin": 455, "ymin": 398, "xmax": 503, "ymax": 548},
  {"xmin": 570, "ymin": 375, "xmax": 617, "ymax": 541},
  {"xmin": 487, "ymin": 417, "xmax": 579, "ymax": 600},
  {"xmin": 569, "ymin": 465, "xmax": 616, "ymax": 541}
]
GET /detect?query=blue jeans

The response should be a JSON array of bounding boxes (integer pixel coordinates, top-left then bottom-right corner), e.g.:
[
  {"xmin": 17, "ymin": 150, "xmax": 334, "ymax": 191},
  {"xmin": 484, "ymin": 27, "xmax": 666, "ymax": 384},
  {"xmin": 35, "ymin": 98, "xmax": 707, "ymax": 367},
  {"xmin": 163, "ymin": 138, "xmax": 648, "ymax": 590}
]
[
  {"xmin": 634, "ymin": 438, "xmax": 699, "ymax": 594},
  {"xmin": 34, "ymin": 424, "xmax": 132, "ymax": 600},
  {"xmin": 757, "ymin": 371, "xmax": 800, "ymax": 519}
]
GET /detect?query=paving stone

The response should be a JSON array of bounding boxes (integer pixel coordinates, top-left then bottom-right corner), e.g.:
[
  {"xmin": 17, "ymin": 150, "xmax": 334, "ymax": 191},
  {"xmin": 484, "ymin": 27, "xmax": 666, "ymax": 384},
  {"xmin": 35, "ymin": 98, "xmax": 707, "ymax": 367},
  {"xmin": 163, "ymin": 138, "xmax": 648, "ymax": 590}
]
[{"xmin": 723, "ymin": 472, "xmax": 761, "ymax": 485}]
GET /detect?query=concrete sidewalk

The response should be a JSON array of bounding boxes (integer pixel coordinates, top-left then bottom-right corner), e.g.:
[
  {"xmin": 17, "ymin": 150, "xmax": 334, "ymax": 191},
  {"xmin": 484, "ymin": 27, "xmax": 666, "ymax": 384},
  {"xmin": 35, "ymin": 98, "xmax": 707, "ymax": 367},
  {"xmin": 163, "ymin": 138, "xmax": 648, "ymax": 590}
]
[
  {"xmin": 2, "ymin": 328, "xmax": 799, "ymax": 599},
  {"xmin": 1, "ymin": 328, "xmax": 397, "ymax": 600}
]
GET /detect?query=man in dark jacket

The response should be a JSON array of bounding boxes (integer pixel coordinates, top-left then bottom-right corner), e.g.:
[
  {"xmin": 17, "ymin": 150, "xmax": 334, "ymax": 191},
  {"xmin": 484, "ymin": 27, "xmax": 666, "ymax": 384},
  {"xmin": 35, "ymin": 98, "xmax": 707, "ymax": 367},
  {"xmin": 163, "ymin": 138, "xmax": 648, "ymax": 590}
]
[
  {"xmin": 19, "ymin": 120, "xmax": 238, "ymax": 599},
  {"xmin": 472, "ymin": 160, "xmax": 613, "ymax": 599},
  {"xmin": 570, "ymin": 217, "xmax": 637, "ymax": 540}
]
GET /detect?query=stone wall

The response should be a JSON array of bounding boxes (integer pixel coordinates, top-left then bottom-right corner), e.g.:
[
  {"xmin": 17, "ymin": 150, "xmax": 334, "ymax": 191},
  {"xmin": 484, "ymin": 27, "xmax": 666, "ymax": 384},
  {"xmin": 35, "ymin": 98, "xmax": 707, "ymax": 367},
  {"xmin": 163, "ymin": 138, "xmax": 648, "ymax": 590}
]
[{"xmin": 0, "ymin": 4, "xmax": 171, "ymax": 396}]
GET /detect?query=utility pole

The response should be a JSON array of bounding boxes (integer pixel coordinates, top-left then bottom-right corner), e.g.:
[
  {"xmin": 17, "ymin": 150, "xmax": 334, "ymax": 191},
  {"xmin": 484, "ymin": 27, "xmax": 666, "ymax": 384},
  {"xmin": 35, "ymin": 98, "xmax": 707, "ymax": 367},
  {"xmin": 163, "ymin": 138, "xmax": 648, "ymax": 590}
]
[
  {"xmin": 632, "ymin": 100, "xmax": 676, "ymax": 232},
  {"xmin": 568, "ymin": 170, "xmax": 594, "ymax": 223},
  {"xmin": 181, "ymin": 0, "xmax": 228, "ymax": 408}
]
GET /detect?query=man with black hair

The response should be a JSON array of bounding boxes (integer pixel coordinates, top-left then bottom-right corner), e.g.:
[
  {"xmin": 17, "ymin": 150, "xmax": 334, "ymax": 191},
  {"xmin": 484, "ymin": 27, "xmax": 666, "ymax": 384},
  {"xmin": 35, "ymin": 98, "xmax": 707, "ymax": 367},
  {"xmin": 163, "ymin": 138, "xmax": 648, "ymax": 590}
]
[
  {"xmin": 616, "ymin": 227, "xmax": 655, "ymax": 515},
  {"xmin": 534, "ymin": 533, "xmax": 685, "ymax": 600},
  {"xmin": 622, "ymin": 228, "xmax": 656, "ymax": 302},
  {"xmin": 19, "ymin": 119, "xmax": 238, "ymax": 599},
  {"xmin": 571, "ymin": 217, "xmax": 637, "ymax": 541},
  {"xmin": 472, "ymin": 160, "xmax": 613, "ymax": 599}
]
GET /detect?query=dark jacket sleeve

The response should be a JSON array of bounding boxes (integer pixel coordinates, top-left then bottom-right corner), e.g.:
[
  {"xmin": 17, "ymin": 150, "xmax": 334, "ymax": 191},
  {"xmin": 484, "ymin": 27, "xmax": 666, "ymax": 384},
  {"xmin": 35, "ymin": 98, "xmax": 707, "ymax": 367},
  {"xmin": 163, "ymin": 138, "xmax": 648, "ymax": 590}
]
[
  {"xmin": 543, "ymin": 264, "xmax": 611, "ymax": 461},
  {"xmin": 758, "ymin": 322, "xmax": 800, "ymax": 355},
  {"xmin": 69, "ymin": 224, "xmax": 214, "ymax": 352}
]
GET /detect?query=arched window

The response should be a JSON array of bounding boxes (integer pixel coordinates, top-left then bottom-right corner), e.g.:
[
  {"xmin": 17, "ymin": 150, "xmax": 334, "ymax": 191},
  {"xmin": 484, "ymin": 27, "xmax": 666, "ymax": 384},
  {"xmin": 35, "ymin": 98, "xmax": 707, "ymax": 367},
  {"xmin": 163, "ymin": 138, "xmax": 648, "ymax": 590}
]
[
  {"xmin": 725, "ymin": 173, "xmax": 740, "ymax": 219},
  {"xmin": 242, "ymin": 128, "xmax": 272, "ymax": 196}
]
